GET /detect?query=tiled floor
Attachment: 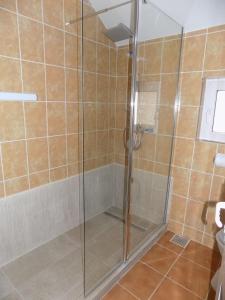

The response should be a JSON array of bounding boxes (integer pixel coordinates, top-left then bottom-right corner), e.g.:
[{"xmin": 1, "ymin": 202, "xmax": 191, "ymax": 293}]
[
  {"xmin": 0, "ymin": 212, "xmax": 157, "ymax": 300},
  {"xmin": 103, "ymin": 231, "xmax": 220, "ymax": 300}
]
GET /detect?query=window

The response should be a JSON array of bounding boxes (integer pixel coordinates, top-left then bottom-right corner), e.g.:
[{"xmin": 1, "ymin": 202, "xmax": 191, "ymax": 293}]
[{"xmin": 198, "ymin": 78, "xmax": 225, "ymax": 143}]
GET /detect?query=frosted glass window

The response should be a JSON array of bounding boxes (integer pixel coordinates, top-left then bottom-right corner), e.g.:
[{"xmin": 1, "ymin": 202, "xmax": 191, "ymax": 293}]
[{"xmin": 213, "ymin": 91, "xmax": 225, "ymax": 133}]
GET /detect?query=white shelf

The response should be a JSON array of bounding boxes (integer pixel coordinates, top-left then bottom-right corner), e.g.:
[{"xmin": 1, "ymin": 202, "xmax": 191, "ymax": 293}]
[{"xmin": 0, "ymin": 92, "xmax": 37, "ymax": 102}]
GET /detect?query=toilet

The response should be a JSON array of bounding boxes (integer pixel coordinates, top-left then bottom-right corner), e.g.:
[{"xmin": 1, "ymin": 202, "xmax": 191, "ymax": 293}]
[
  {"xmin": 211, "ymin": 228, "xmax": 225, "ymax": 290},
  {"xmin": 211, "ymin": 202, "xmax": 225, "ymax": 290}
]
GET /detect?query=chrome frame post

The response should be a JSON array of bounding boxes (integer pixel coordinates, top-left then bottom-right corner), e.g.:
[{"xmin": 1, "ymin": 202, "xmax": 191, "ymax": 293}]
[{"xmin": 123, "ymin": 0, "xmax": 140, "ymax": 262}]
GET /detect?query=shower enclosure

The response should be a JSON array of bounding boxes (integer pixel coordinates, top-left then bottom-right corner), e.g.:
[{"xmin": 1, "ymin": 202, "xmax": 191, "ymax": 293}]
[{"xmin": 80, "ymin": 0, "xmax": 183, "ymax": 296}]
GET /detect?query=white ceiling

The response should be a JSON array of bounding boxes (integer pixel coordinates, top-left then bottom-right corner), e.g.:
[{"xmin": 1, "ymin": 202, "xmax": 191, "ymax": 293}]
[{"xmin": 89, "ymin": 0, "xmax": 225, "ymax": 42}]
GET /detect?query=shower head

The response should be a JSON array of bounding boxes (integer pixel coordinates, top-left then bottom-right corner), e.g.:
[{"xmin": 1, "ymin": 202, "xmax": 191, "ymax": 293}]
[{"xmin": 104, "ymin": 23, "xmax": 134, "ymax": 42}]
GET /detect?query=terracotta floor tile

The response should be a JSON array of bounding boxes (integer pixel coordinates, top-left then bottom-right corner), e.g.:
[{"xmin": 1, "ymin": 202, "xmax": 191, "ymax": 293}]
[
  {"xmin": 141, "ymin": 244, "xmax": 177, "ymax": 275},
  {"xmin": 168, "ymin": 257, "xmax": 212, "ymax": 299},
  {"xmin": 182, "ymin": 241, "xmax": 221, "ymax": 271},
  {"xmin": 102, "ymin": 284, "xmax": 137, "ymax": 300},
  {"xmin": 151, "ymin": 278, "xmax": 201, "ymax": 300},
  {"xmin": 120, "ymin": 262, "xmax": 162, "ymax": 300},
  {"xmin": 157, "ymin": 231, "xmax": 183, "ymax": 254}
]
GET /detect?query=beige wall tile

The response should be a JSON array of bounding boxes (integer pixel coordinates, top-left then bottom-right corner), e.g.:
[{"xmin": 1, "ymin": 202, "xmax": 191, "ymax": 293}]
[
  {"xmin": 25, "ymin": 102, "xmax": 47, "ymax": 138},
  {"xmin": 46, "ymin": 66, "xmax": 65, "ymax": 101},
  {"xmin": 0, "ymin": 102, "xmax": 25, "ymax": 141},
  {"xmin": 30, "ymin": 171, "xmax": 49, "ymax": 188},
  {"xmin": 0, "ymin": 0, "xmax": 16, "ymax": 11},
  {"xmin": 44, "ymin": 26, "xmax": 64, "ymax": 66},
  {"xmin": 96, "ymin": 131, "xmax": 108, "ymax": 157},
  {"xmin": 210, "ymin": 176, "xmax": 225, "ymax": 202},
  {"xmin": 49, "ymin": 136, "xmax": 67, "ymax": 168},
  {"xmin": 66, "ymin": 103, "xmax": 79, "ymax": 134},
  {"xmin": 2, "ymin": 141, "xmax": 27, "ymax": 179},
  {"xmin": 65, "ymin": 69, "xmax": 79, "ymax": 101},
  {"xmin": 110, "ymin": 48, "xmax": 117, "ymax": 76},
  {"xmin": 83, "ymin": 4, "xmax": 97, "ymax": 40},
  {"xmin": 170, "ymin": 194, "xmax": 186, "ymax": 223},
  {"xmin": 27, "ymin": 138, "xmax": 49, "ymax": 173},
  {"xmin": 0, "ymin": 182, "xmax": 5, "ymax": 198},
  {"xmin": 18, "ymin": 0, "xmax": 42, "ymax": 20},
  {"xmin": 47, "ymin": 102, "xmax": 66, "ymax": 135},
  {"xmin": 117, "ymin": 46, "xmax": 129, "ymax": 75},
  {"xmin": 67, "ymin": 134, "xmax": 79, "ymax": 164},
  {"xmin": 192, "ymin": 141, "xmax": 217, "ymax": 173},
  {"xmin": 185, "ymin": 200, "xmax": 205, "ymax": 231},
  {"xmin": 64, "ymin": 0, "xmax": 80, "ymax": 35},
  {"xmin": 182, "ymin": 35, "xmax": 206, "ymax": 71},
  {"xmin": 83, "ymin": 132, "xmax": 96, "ymax": 160},
  {"xmin": 43, "ymin": 0, "xmax": 63, "ymax": 28},
  {"xmin": 162, "ymin": 39, "xmax": 181, "ymax": 73},
  {"xmin": 97, "ymin": 75, "xmax": 109, "ymax": 101},
  {"xmin": 144, "ymin": 42, "xmax": 162, "ymax": 74},
  {"xmin": 22, "ymin": 61, "xmax": 46, "ymax": 100},
  {"xmin": 173, "ymin": 138, "xmax": 194, "ymax": 168},
  {"xmin": 189, "ymin": 171, "xmax": 212, "ymax": 202},
  {"xmin": 139, "ymin": 134, "xmax": 156, "ymax": 161},
  {"xmin": 160, "ymin": 74, "xmax": 178, "ymax": 106},
  {"xmin": 0, "ymin": 9, "xmax": 19, "ymax": 57},
  {"xmin": 205, "ymin": 31, "xmax": 225, "ymax": 70},
  {"xmin": 65, "ymin": 33, "xmax": 78, "ymax": 68},
  {"xmin": 172, "ymin": 167, "xmax": 190, "ymax": 197},
  {"xmin": 176, "ymin": 106, "xmax": 199, "ymax": 138},
  {"xmin": 50, "ymin": 166, "xmax": 67, "ymax": 182},
  {"xmin": 0, "ymin": 57, "xmax": 22, "ymax": 92},
  {"xmin": 83, "ymin": 39, "xmax": 96, "ymax": 72},
  {"xmin": 183, "ymin": 226, "xmax": 203, "ymax": 244},
  {"xmin": 97, "ymin": 44, "xmax": 110, "ymax": 74},
  {"xmin": 180, "ymin": 73, "xmax": 202, "ymax": 106},
  {"xmin": 19, "ymin": 16, "xmax": 44, "ymax": 62},
  {"xmin": 83, "ymin": 72, "xmax": 96, "ymax": 101},
  {"xmin": 83, "ymin": 103, "xmax": 96, "ymax": 132},
  {"xmin": 97, "ymin": 103, "xmax": 109, "ymax": 130},
  {"xmin": 5, "ymin": 176, "xmax": 29, "ymax": 196}
]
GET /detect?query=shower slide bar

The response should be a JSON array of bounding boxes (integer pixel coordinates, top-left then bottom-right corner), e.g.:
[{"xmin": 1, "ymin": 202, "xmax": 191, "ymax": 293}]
[{"xmin": 65, "ymin": 0, "xmax": 133, "ymax": 25}]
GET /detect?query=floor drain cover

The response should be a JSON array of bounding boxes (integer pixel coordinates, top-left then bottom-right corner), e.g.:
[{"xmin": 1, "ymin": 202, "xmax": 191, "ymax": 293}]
[{"xmin": 170, "ymin": 234, "xmax": 190, "ymax": 248}]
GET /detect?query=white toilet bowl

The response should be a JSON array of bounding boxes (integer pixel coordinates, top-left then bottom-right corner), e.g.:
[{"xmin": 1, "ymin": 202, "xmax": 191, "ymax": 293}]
[
  {"xmin": 211, "ymin": 229, "xmax": 225, "ymax": 290},
  {"xmin": 216, "ymin": 229, "xmax": 225, "ymax": 255}
]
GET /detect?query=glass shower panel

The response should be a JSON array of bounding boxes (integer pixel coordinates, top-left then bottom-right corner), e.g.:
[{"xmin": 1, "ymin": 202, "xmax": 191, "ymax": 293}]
[
  {"xmin": 82, "ymin": 1, "xmax": 134, "ymax": 294},
  {"xmin": 128, "ymin": 2, "xmax": 183, "ymax": 254}
]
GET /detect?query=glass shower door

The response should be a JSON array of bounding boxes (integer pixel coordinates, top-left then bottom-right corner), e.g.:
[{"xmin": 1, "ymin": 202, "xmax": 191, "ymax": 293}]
[
  {"xmin": 127, "ymin": 1, "xmax": 183, "ymax": 254},
  {"xmin": 81, "ymin": 0, "xmax": 136, "ymax": 295}
]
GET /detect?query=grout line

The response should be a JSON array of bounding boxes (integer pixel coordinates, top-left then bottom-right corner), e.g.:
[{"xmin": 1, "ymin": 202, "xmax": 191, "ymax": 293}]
[
  {"xmin": 15, "ymin": 0, "xmax": 30, "ymax": 190},
  {"xmin": 41, "ymin": 0, "xmax": 51, "ymax": 183}
]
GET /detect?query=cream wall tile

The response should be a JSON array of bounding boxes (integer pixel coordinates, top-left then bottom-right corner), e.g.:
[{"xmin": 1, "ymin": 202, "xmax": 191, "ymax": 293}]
[
  {"xmin": 43, "ymin": 0, "xmax": 63, "ymax": 28},
  {"xmin": 0, "ymin": 0, "xmax": 16, "ymax": 11},
  {"xmin": 2, "ymin": 141, "xmax": 27, "ymax": 179},
  {"xmin": 22, "ymin": 61, "xmax": 46, "ymax": 100},
  {"xmin": 0, "ymin": 102, "xmax": 25, "ymax": 141},
  {"xmin": 27, "ymin": 138, "xmax": 49, "ymax": 173},
  {"xmin": 182, "ymin": 35, "xmax": 206, "ymax": 71},
  {"xmin": 205, "ymin": 31, "xmax": 225, "ymax": 70},
  {"xmin": 0, "ymin": 9, "xmax": 19, "ymax": 57},
  {"xmin": 18, "ymin": 0, "xmax": 42, "ymax": 21},
  {"xmin": 19, "ymin": 16, "xmax": 44, "ymax": 62},
  {"xmin": 46, "ymin": 65, "xmax": 65, "ymax": 101},
  {"xmin": 49, "ymin": 136, "xmax": 67, "ymax": 168},
  {"xmin": 47, "ymin": 102, "xmax": 66, "ymax": 136},
  {"xmin": 25, "ymin": 102, "xmax": 47, "ymax": 138},
  {"xmin": 0, "ymin": 57, "xmax": 22, "ymax": 92},
  {"xmin": 44, "ymin": 26, "xmax": 64, "ymax": 66}
]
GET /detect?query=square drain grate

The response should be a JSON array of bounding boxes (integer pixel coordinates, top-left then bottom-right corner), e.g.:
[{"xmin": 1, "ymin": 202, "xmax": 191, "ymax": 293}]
[{"xmin": 170, "ymin": 234, "xmax": 190, "ymax": 248}]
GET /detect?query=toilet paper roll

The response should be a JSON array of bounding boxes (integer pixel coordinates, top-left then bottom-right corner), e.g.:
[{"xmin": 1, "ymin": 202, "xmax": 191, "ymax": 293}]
[{"xmin": 214, "ymin": 153, "xmax": 225, "ymax": 168}]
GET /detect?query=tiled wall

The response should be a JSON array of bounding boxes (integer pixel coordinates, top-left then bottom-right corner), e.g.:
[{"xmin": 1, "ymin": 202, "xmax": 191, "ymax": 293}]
[
  {"xmin": 168, "ymin": 24, "xmax": 225, "ymax": 248},
  {"xmin": 113, "ymin": 37, "xmax": 181, "ymax": 176},
  {"xmin": 0, "ymin": 0, "xmax": 117, "ymax": 198}
]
